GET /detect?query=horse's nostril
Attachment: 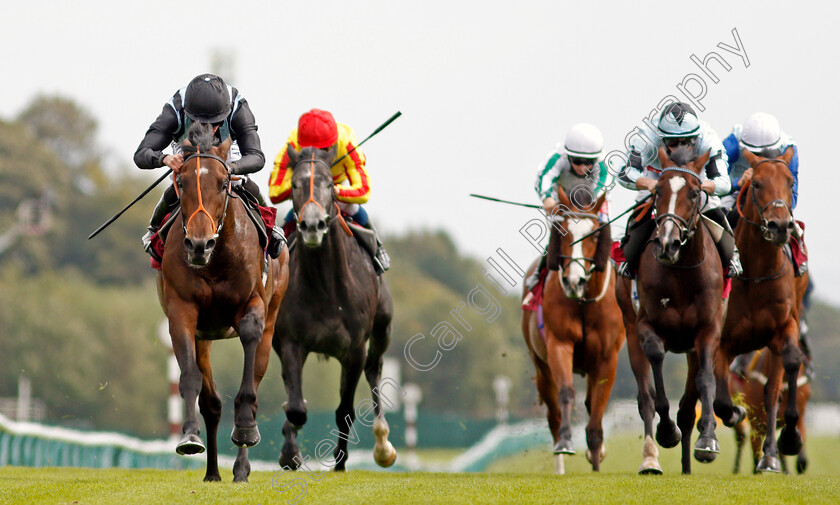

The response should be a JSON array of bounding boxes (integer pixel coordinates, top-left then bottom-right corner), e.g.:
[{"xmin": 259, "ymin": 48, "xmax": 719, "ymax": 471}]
[
  {"xmin": 299, "ymin": 221, "xmax": 308, "ymax": 231},
  {"xmin": 184, "ymin": 238, "xmax": 194, "ymax": 252},
  {"xmin": 206, "ymin": 238, "xmax": 216, "ymax": 250},
  {"xmin": 785, "ymin": 221, "xmax": 794, "ymax": 231},
  {"xmin": 317, "ymin": 220, "xmax": 327, "ymax": 231}
]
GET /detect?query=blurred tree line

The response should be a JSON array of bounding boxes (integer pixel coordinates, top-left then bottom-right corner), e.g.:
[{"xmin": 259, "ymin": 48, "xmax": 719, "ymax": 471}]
[{"xmin": 0, "ymin": 96, "xmax": 836, "ymax": 440}]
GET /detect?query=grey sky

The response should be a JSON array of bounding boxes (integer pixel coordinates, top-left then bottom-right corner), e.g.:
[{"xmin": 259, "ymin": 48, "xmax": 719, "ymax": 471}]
[{"xmin": 4, "ymin": 0, "xmax": 838, "ymax": 304}]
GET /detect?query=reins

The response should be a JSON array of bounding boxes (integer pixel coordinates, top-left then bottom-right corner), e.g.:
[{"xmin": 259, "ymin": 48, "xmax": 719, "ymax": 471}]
[
  {"xmin": 293, "ymin": 154, "xmax": 353, "ymax": 237},
  {"xmin": 735, "ymin": 159, "xmax": 794, "ymax": 240}
]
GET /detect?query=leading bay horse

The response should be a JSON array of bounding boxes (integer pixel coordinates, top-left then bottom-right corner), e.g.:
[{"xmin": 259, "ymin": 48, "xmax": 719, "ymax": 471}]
[
  {"xmin": 157, "ymin": 122, "xmax": 289, "ymax": 482},
  {"xmin": 616, "ymin": 147, "xmax": 725, "ymax": 474},
  {"xmin": 521, "ymin": 187, "xmax": 625, "ymax": 474},
  {"xmin": 712, "ymin": 146, "xmax": 809, "ymax": 473},
  {"xmin": 731, "ymin": 347, "xmax": 810, "ymax": 474},
  {"xmin": 274, "ymin": 145, "xmax": 396, "ymax": 471}
]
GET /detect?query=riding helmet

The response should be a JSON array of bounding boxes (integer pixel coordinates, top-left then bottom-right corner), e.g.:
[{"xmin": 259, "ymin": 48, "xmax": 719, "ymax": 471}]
[
  {"xmin": 184, "ymin": 74, "xmax": 231, "ymax": 123},
  {"xmin": 741, "ymin": 112, "xmax": 782, "ymax": 152},
  {"xmin": 298, "ymin": 109, "xmax": 339, "ymax": 149},
  {"xmin": 564, "ymin": 123, "xmax": 604, "ymax": 159}
]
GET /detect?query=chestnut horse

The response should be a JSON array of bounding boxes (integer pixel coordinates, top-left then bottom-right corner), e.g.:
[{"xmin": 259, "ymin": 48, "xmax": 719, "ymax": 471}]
[
  {"xmin": 156, "ymin": 122, "xmax": 289, "ymax": 482},
  {"xmin": 274, "ymin": 145, "xmax": 396, "ymax": 472},
  {"xmin": 732, "ymin": 348, "xmax": 810, "ymax": 474},
  {"xmin": 713, "ymin": 146, "xmax": 809, "ymax": 473},
  {"xmin": 616, "ymin": 148, "xmax": 726, "ymax": 475},
  {"xmin": 522, "ymin": 188, "xmax": 624, "ymax": 474}
]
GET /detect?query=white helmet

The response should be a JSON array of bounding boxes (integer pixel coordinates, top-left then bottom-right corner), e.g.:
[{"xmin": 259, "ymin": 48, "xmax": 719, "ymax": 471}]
[
  {"xmin": 741, "ymin": 112, "xmax": 782, "ymax": 152},
  {"xmin": 564, "ymin": 123, "xmax": 604, "ymax": 159},
  {"xmin": 657, "ymin": 102, "xmax": 701, "ymax": 138}
]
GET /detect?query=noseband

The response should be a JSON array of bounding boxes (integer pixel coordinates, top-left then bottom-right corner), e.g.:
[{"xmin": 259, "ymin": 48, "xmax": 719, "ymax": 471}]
[
  {"xmin": 292, "ymin": 154, "xmax": 335, "ymax": 230},
  {"xmin": 176, "ymin": 150, "xmax": 232, "ymax": 240},
  {"xmin": 653, "ymin": 168, "xmax": 704, "ymax": 248},
  {"xmin": 554, "ymin": 211, "xmax": 612, "ymax": 302},
  {"xmin": 736, "ymin": 158, "xmax": 794, "ymax": 240}
]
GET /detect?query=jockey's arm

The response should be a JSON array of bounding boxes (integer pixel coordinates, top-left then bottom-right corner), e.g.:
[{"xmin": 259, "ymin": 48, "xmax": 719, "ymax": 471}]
[
  {"xmin": 704, "ymin": 151, "xmax": 731, "ymax": 196},
  {"xmin": 227, "ymin": 100, "xmax": 265, "ymax": 175},
  {"xmin": 268, "ymin": 139, "xmax": 295, "ymax": 204},
  {"xmin": 618, "ymin": 148, "xmax": 645, "ymax": 191},
  {"xmin": 535, "ymin": 151, "xmax": 563, "ymax": 202},
  {"xmin": 334, "ymin": 144, "xmax": 370, "ymax": 204},
  {"xmin": 134, "ymin": 104, "xmax": 179, "ymax": 169}
]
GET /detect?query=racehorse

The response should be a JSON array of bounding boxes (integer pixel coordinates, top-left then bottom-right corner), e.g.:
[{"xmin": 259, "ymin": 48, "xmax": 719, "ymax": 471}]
[
  {"xmin": 616, "ymin": 147, "xmax": 726, "ymax": 474},
  {"xmin": 156, "ymin": 122, "xmax": 289, "ymax": 482},
  {"xmin": 274, "ymin": 145, "xmax": 396, "ymax": 472},
  {"xmin": 712, "ymin": 146, "xmax": 809, "ymax": 473},
  {"xmin": 731, "ymin": 348, "xmax": 810, "ymax": 474},
  {"xmin": 521, "ymin": 188, "xmax": 624, "ymax": 474}
]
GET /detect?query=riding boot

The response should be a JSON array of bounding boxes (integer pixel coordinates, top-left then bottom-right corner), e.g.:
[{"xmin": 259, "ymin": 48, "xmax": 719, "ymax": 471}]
[
  {"xmin": 618, "ymin": 215, "xmax": 656, "ymax": 279},
  {"xmin": 364, "ymin": 220, "xmax": 390, "ymax": 274},
  {"xmin": 525, "ymin": 254, "xmax": 547, "ymax": 291},
  {"xmin": 142, "ymin": 188, "xmax": 178, "ymax": 254},
  {"xmin": 704, "ymin": 207, "xmax": 743, "ymax": 278}
]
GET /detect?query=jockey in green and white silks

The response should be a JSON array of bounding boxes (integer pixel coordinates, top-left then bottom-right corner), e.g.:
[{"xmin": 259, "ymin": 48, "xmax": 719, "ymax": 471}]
[
  {"xmin": 615, "ymin": 102, "xmax": 742, "ymax": 279},
  {"xmin": 525, "ymin": 123, "xmax": 612, "ymax": 294}
]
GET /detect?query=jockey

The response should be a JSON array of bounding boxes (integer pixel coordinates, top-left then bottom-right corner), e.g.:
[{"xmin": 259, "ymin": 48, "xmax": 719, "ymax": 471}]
[
  {"xmin": 268, "ymin": 109, "xmax": 390, "ymax": 273},
  {"xmin": 615, "ymin": 101, "xmax": 742, "ymax": 279},
  {"xmin": 134, "ymin": 73, "xmax": 286, "ymax": 259},
  {"xmin": 721, "ymin": 112, "xmax": 806, "ymax": 275},
  {"xmin": 524, "ymin": 123, "xmax": 611, "ymax": 293}
]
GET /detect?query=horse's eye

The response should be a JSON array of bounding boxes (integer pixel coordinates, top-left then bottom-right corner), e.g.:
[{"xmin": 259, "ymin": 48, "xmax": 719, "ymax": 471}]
[
  {"xmin": 752, "ymin": 181, "xmax": 761, "ymax": 191},
  {"xmin": 689, "ymin": 189, "xmax": 699, "ymax": 200},
  {"xmin": 291, "ymin": 182, "xmax": 299, "ymax": 190}
]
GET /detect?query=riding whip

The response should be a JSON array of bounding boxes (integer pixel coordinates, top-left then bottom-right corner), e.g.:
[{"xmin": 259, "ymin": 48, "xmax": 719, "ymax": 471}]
[{"xmin": 88, "ymin": 169, "xmax": 173, "ymax": 239}]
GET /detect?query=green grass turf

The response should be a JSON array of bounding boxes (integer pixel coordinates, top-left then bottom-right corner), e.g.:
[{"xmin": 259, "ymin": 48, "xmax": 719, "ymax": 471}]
[{"xmin": 1, "ymin": 432, "xmax": 839, "ymax": 505}]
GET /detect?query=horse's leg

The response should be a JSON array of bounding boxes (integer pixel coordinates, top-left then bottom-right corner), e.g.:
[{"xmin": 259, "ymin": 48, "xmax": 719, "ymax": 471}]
[
  {"xmin": 584, "ymin": 352, "xmax": 617, "ymax": 472},
  {"xmin": 733, "ymin": 415, "xmax": 747, "ymax": 474},
  {"xmin": 169, "ymin": 303, "xmax": 205, "ymax": 455},
  {"xmin": 534, "ymin": 360, "xmax": 563, "ymax": 474},
  {"xmin": 676, "ymin": 353, "xmax": 699, "ymax": 475},
  {"xmin": 233, "ymin": 308, "xmax": 276, "ymax": 483},
  {"xmin": 777, "ymin": 327, "xmax": 804, "ymax": 456},
  {"xmin": 231, "ymin": 302, "xmax": 266, "ymax": 449},
  {"xmin": 638, "ymin": 321, "xmax": 680, "ymax": 449},
  {"xmin": 334, "ymin": 349, "xmax": 365, "ymax": 471},
  {"xmin": 625, "ymin": 314, "xmax": 661, "ymax": 474},
  {"xmin": 713, "ymin": 345, "xmax": 747, "ymax": 427},
  {"xmin": 364, "ymin": 310, "xmax": 397, "ymax": 468},
  {"xmin": 693, "ymin": 337, "xmax": 721, "ymax": 464},
  {"xmin": 749, "ymin": 418, "xmax": 763, "ymax": 474},
  {"xmin": 756, "ymin": 353, "xmax": 784, "ymax": 473},
  {"xmin": 277, "ymin": 337, "xmax": 307, "ymax": 470},
  {"xmin": 196, "ymin": 341, "xmax": 222, "ymax": 482},
  {"xmin": 546, "ymin": 337, "xmax": 575, "ymax": 455},
  {"xmin": 796, "ymin": 382, "xmax": 809, "ymax": 474}
]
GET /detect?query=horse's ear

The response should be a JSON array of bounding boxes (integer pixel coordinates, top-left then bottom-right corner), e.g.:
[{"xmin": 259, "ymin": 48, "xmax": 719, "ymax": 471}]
[
  {"xmin": 657, "ymin": 146, "xmax": 674, "ymax": 168},
  {"xmin": 781, "ymin": 145, "xmax": 795, "ymax": 165},
  {"xmin": 689, "ymin": 148, "xmax": 711, "ymax": 174},
  {"xmin": 555, "ymin": 184, "xmax": 573, "ymax": 211},
  {"xmin": 325, "ymin": 144, "xmax": 338, "ymax": 164},
  {"xmin": 742, "ymin": 148, "xmax": 760, "ymax": 167},
  {"xmin": 286, "ymin": 143, "xmax": 299, "ymax": 167}
]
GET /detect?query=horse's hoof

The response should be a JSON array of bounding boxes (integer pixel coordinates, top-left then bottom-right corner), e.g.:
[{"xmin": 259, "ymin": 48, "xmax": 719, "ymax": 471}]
[
  {"xmin": 756, "ymin": 455, "xmax": 782, "ymax": 473},
  {"xmin": 778, "ymin": 428, "xmax": 803, "ymax": 456},
  {"xmin": 374, "ymin": 442, "xmax": 397, "ymax": 468},
  {"xmin": 638, "ymin": 459, "xmax": 664, "ymax": 475},
  {"xmin": 231, "ymin": 425, "xmax": 261, "ymax": 448},
  {"xmin": 176, "ymin": 433, "xmax": 205, "ymax": 455},
  {"xmin": 728, "ymin": 406, "xmax": 747, "ymax": 427},
  {"xmin": 553, "ymin": 439, "xmax": 576, "ymax": 455},
  {"xmin": 203, "ymin": 474, "xmax": 222, "ymax": 482},
  {"xmin": 655, "ymin": 422, "xmax": 681, "ymax": 449},
  {"xmin": 279, "ymin": 445, "xmax": 302, "ymax": 470},
  {"xmin": 796, "ymin": 456, "xmax": 808, "ymax": 474},
  {"xmin": 585, "ymin": 446, "xmax": 607, "ymax": 464},
  {"xmin": 694, "ymin": 437, "xmax": 720, "ymax": 463}
]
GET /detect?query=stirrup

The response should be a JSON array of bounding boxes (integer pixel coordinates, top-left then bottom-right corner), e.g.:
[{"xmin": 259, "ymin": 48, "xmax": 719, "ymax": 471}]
[
  {"xmin": 616, "ymin": 262, "xmax": 635, "ymax": 279},
  {"xmin": 374, "ymin": 247, "xmax": 390, "ymax": 273},
  {"xmin": 142, "ymin": 227, "xmax": 156, "ymax": 253},
  {"xmin": 727, "ymin": 252, "xmax": 744, "ymax": 278},
  {"xmin": 524, "ymin": 270, "xmax": 540, "ymax": 291}
]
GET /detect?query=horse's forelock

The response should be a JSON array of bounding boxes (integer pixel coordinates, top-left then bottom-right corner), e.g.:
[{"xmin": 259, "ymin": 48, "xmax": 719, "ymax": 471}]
[{"xmin": 186, "ymin": 122, "xmax": 218, "ymax": 152}]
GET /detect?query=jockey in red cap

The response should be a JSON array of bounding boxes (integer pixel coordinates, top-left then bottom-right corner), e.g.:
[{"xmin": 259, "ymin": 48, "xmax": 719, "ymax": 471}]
[{"xmin": 268, "ymin": 109, "xmax": 389, "ymax": 273}]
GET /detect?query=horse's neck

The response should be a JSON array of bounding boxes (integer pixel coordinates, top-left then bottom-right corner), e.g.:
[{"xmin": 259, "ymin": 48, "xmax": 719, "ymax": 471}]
[
  {"xmin": 296, "ymin": 223, "xmax": 355, "ymax": 296},
  {"xmin": 583, "ymin": 266, "xmax": 610, "ymax": 301},
  {"xmin": 737, "ymin": 190, "xmax": 787, "ymax": 272},
  {"xmin": 678, "ymin": 222, "xmax": 709, "ymax": 266}
]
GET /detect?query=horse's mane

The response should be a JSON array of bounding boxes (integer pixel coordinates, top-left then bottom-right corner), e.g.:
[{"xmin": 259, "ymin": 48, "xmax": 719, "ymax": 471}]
[
  {"xmin": 182, "ymin": 122, "xmax": 218, "ymax": 154},
  {"xmin": 667, "ymin": 145, "xmax": 697, "ymax": 167}
]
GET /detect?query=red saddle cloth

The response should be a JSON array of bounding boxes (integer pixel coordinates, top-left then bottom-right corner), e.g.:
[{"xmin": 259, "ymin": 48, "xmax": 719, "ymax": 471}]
[{"xmin": 522, "ymin": 267, "xmax": 548, "ymax": 312}]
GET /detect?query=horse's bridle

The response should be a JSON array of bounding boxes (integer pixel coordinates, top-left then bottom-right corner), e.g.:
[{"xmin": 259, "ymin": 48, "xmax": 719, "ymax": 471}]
[
  {"xmin": 555, "ymin": 211, "xmax": 610, "ymax": 302},
  {"xmin": 652, "ymin": 167, "xmax": 704, "ymax": 248},
  {"xmin": 291, "ymin": 153, "xmax": 354, "ymax": 237},
  {"xmin": 175, "ymin": 150, "xmax": 232, "ymax": 240},
  {"xmin": 736, "ymin": 158, "xmax": 794, "ymax": 241}
]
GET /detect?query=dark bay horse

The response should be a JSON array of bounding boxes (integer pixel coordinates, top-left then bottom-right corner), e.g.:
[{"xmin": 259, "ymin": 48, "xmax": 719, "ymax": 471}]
[
  {"xmin": 156, "ymin": 123, "xmax": 289, "ymax": 482},
  {"xmin": 616, "ymin": 147, "xmax": 726, "ymax": 474},
  {"xmin": 274, "ymin": 145, "xmax": 396, "ymax": 472},
  {"xmin": 712, "ymin": 146, "xmax": 809, "ymax": 473},
  {"xmin": 521, "ymin": 188, "xmax": 624, "ymax": 474},
  {"xmin": 732, "ymin": 348, "xmax": 810, "ymax": 474}
]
